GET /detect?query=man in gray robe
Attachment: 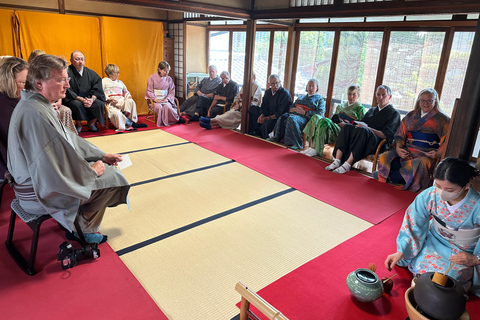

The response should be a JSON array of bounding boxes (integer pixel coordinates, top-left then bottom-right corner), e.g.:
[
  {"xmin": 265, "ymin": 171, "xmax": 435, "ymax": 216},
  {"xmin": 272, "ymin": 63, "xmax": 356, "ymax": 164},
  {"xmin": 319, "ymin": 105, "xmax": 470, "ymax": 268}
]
[
  {"xmin": 7, "ymin": 54, "xmax": 129, "ymax": 244},
  {"xmin": 63, "ymin": 50, "xmax": 106, "ymax": 133},
  {"xmin": 179, "ymin": 65, "xmax": 222, "ymax": 117}
]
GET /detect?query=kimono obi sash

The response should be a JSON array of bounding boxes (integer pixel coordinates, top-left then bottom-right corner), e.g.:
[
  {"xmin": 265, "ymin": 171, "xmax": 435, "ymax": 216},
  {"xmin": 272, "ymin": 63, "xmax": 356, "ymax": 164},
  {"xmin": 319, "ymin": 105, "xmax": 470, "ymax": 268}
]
[
  {"xmin": 432, "ymin": 216, "xmax": 480, "ymax": 247},
  {"xmin": 4, "ymin": 171, "xmax": 36, "ymax": 202},
  {"xmin": 407, "ymin": 131, "xmax": 440, "ymax": 149},
  {"xmin": 105, "ymin": 88, "xmax": 123, "ymax": 98}
]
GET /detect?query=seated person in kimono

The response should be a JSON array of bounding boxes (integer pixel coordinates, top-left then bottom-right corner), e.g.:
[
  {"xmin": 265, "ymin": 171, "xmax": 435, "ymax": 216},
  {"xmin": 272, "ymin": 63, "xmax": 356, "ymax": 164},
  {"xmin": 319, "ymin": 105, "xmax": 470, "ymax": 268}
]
[
  {"xmin": 145, "ymin": 61, "xmax": 179, "ymax": 126},
  {"xmin": 7, "ymin": 54, "xmax": 130, "ymax": 244},
  {"xmin": 325, "ymin": 84, "xmax": 401, "ymax": 174},
  {"xmin": 268, "ymin": 78, "xmax": 325, "ymax": 150},
  {"xmin": 63, "ymin": 51, "xmax": 106, "ymax": 133},
  {"xmin": 250, "ymin": 74, "xmax": 292, "ymax": 139},
  {"xmin": 377, "ymin": 88, "xmax": 450, "ymax": 192},
  {"xmin": 102, "ymin": 63, "xmax": 146, "ymax": 131},
  {"xmin": 301, "ymin": 84, "xmax": 366, "ymax": 157},
  {"xmin": 179, "ymin": 65, "xmax": 222, "ymax": 118},
  {"xmin": 199, "ymin": 71, "xmax": 262, "ymax": 130},
  {"xmin": 189, "ymin": 71, "xmax": 238, "ymax": 121},
  {"xmin": 385, "ymin": 157, "xmax": 480, "ymax": 297}
]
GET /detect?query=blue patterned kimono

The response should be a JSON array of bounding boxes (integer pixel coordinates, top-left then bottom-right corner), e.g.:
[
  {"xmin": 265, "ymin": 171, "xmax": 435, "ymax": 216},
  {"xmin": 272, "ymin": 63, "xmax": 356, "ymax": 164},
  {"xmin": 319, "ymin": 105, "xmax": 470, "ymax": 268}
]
[
  {"xmin": 396, "ymin": 186, "xmax": 480, "ymax": 296},
  {"xmin": 272, "ymin": 94, "xmax": 325, "ymax": 149}
]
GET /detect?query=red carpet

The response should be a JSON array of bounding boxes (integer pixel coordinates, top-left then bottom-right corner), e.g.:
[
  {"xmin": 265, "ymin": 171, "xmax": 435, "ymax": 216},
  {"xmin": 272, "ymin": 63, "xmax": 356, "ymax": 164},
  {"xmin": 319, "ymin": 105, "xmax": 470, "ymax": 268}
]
[
  {"xmin": 79, "ymin": 115, "xmax": 157, "ymax": 139},
  {"xmin": 0, "ymin": 186, "xmax": 168, "ymax": 320},
  {"xmin": 161, "ymin": 124, "xmax": 417, "ymax": 224},
  {"xmin": 240, "ymin": 208, "xmax": 480, "ymax": 320}
]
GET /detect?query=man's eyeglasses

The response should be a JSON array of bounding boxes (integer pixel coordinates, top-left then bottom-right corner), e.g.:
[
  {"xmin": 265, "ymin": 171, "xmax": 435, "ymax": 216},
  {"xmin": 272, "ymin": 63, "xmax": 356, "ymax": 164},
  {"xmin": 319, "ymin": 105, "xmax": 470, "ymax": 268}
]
[
  {"xmin": 73, "ymin": 58, "xmax": 85, "ymax": 62},
  {"xmin": 270, "ymin": 82, "xmax": 280, "ymax": 86},
  {"xmin": 15, "ymin": 80, "xmax": 26, "ymax": 86},
  {"xmin": 54, "ymin": 77, "xmax": 71, "ymax": 84}
]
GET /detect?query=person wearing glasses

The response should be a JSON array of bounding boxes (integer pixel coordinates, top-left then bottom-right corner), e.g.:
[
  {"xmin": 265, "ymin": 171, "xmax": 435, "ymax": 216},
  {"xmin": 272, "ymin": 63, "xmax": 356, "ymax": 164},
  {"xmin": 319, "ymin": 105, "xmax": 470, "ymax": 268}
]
[
  {"xmin": 250, "ymin": 74, "xmax": 292, "ymax": 139},
  {"xmin": 28, "ymin": 49, "xmax": 77, "ymax": 134},
  {"xmin": 0, "ymin": 56, "xmax": 28, "ymax": 179},
  {"xmin": 64, "ymin": 50, "xmax": 106, "ymax": 133},
  {"xmin": 7, "ymin": 54, "xmax": 130, "ymax": 244},
  {"xmin": 377, "ymin": 88, "xmax": 450, "ymax": 192}
]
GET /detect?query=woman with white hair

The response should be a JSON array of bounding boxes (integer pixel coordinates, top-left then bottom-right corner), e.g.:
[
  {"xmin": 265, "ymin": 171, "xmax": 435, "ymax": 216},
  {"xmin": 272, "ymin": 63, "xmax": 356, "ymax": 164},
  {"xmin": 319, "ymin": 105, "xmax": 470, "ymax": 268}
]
[{"xmin": 377, "ymin": 88, "xmax": 450, "ymax": 192}]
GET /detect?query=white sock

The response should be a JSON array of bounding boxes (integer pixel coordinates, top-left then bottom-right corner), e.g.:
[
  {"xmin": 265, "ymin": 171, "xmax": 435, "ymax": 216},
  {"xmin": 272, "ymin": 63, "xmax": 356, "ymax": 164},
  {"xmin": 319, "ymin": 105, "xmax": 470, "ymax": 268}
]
[
  {"xmin": 333, "ymin": 162, "xmax": 351, "ymax": 174},
  {"xmin": 305, "ymin": 148, "xmax": 318, "ymax": 157},
  {"xmin": 325, "ymin": 159, "xmax": 341, "ymax": 171}
]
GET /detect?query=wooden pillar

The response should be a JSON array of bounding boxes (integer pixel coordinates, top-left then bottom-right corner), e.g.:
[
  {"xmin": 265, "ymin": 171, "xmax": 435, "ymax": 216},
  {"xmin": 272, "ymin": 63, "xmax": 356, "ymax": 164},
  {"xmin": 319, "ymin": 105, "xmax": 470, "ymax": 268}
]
[
  {"xmin": 372, "ymin": 27, "xmax": 391, "ymax": 107},
  {"xmin": 284, "ymin": 25, "xmax": 297, "ymax": 97},
  {"xmin": 58, "ymin": 0, "xmax": 65, "ymax": 14},
  {"xmin": 434, "ymin": 27, "xmax": 455, "ymax": 99},
  {"xmin": 325, "ymin": 29, "xmax": 341, "ymax": 117},
  {"xmin": 445, "ymin": 18, "xmax": 480, "ymax": 159},
  {"xmin": 241, "ymin": 19, "xmax": 256, "ymax": 134}
]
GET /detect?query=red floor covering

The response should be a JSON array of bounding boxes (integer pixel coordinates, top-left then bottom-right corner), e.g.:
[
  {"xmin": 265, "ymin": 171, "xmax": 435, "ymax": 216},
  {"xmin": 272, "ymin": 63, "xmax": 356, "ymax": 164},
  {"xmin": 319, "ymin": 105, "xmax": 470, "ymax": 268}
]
[
  {"xmin": 0, "ymin": 186, "xmax": 168, "ymax": 320},
  {"xmin": 79, "ymin": 115, "xmax": 157, "ymax": 139},
  {"xmin": 161, "ymin": 124, "xmax": 417, "ymax": 224},
  {"xmin": 241, "ymin": 208, "xmax": 480, "ymax": 320}
]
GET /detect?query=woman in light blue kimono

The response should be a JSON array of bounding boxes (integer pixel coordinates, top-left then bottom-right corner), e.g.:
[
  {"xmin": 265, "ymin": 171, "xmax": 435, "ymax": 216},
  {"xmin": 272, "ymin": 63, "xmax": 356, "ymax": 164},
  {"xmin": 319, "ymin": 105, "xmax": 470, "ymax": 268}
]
[
  {"xmin": 385, "ymin": 157, "xmax": 480, "ymax": 296},
  {"xmin": 268, "ymin": 78, "xmax": 325, "ymax": 149}
]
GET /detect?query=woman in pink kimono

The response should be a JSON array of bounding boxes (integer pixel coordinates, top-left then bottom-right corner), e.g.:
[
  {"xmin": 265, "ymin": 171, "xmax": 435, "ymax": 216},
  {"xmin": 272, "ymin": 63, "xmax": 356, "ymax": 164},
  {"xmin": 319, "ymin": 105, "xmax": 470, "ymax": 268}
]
[{"xmin": 145, "ymin": 61, "xmax": 178, "ymax": 126}]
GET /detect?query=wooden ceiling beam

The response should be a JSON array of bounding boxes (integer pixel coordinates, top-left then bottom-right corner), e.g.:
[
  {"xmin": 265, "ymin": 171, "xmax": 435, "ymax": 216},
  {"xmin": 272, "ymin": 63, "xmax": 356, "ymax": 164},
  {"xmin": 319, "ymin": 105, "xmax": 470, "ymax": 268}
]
[
  {"xmin": 252, "ymin": 1, "xmax": 480, "ymax": 20},
  {"xmin": 90, "ymin": 0, "xmax": 250, "ymax": 19}
]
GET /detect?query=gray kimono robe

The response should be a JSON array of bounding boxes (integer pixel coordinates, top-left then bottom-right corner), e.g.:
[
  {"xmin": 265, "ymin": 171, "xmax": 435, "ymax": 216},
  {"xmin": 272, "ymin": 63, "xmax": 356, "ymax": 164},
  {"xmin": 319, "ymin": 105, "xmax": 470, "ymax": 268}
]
[{"xmin": 7, "ymin": 91, "xmax": 129, "ymax": 231}]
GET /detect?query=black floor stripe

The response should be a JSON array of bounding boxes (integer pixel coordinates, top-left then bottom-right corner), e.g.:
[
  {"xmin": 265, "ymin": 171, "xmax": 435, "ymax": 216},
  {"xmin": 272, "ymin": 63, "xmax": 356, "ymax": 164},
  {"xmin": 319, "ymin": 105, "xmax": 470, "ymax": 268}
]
[
  {"xmin": 130, "ymin": 160, "xmax": 234, "ymax": 187},
  {"xmin": 116, "ymin": 187, "xmax": 296, "ymax": 256},
  {"xmin": 120, "ymin": 141, "xmax": 191, "ymax": 155}
]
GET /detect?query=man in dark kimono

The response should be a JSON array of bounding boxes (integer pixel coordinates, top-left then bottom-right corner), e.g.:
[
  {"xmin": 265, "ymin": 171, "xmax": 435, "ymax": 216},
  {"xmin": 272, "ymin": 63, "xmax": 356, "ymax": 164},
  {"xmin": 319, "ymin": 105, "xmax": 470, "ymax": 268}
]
[
  {"xmin": 63, "ymin": 50, "xmax": 106, "ymax": 133},
  {"xmin": 250, "ymin": 74, "xmax": 292, "ymax": 138},
  {"xmin": 8, "ymin": 54, "xmax": 129, "ymax": 244},
  {"xmin": 326, "ymin": 84, "xmax": 401, "ymax": 174},
  {"xmin": 189, "ymin": 71, "xmax": 239, "ymax": 121}
]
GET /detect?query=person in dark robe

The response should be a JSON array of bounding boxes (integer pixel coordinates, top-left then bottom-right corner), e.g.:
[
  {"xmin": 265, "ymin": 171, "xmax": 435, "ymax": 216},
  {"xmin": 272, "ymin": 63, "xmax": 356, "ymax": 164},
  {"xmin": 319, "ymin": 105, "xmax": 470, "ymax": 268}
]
[
  {"xmin": 326, "ymin": 84, "xmax": 401, "ymax": 174},
  {"xmin": 189, "ymin": 70, "xmax": 238, "ymax": 121},
  {"xmin": 0, "ymin": 57, "xmax": 29, "ymax": 179},
  {"xmin": 250, "ymin": 74, "xmax": 292, "ymax": 139},
  {"xmin": 8, "ymin": 54, "xmax": 130, "ymax": 244},
  {"xmin": 63, "ymin": 50, "xmax": 106, "ymax": 133}
]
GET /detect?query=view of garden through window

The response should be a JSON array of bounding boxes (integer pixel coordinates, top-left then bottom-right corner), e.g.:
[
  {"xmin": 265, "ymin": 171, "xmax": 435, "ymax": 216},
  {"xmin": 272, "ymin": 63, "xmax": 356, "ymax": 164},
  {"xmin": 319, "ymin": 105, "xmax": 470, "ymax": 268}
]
[{"xmin": 208, "ymin": 29, "xmax": 474, "ymax": 119}]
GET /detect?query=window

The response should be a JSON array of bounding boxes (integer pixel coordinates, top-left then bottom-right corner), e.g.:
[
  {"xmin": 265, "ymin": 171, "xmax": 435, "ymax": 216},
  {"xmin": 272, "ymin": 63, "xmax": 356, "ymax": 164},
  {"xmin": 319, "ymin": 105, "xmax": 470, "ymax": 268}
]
[
  {"xmin": 332, "ymin": 31, "xmax": 383, "ymax": 108},
  {"xmin": 295, "ymin": 31, "xmax": 335, "ymax": 98},
  {"xmin": 271, "ymin": 31, "xmax": 288, "ymax": 85},
  {"xmin": 440, "ymin": 32, "xmax": 475, "ymax": 116},
  {"xmin": 232, "ymin": 32, "xmax": 246, "ymax": 84},
  {"xmin": 209, "ymin": 31, "xmax": 230, "ymax": 75},
  {"xmin": 383, "ymin": 31, "xmax": 445, "ymax": 113},
  {"xmin": 254, "ymin": 31, "xmax": 271, "ymax": 90}
]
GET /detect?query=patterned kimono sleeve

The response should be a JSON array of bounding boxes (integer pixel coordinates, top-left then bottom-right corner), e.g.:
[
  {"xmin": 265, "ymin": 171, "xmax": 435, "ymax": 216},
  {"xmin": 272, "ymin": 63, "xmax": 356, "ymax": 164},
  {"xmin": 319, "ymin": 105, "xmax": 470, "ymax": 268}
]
[
  {"xmin": 394, "ymin": 117, "xmax": 408, "ymax": 148},
  {"xmin": 354, "ymin": 104, "xmax": 366, "ymax": 120},
  {"xmin": 305, "ymin": 95, "xmax": 325, "ymax": 118},
  {"xmin": 396, "ymin": 189, "xmax": 432, "ymax": 260}
]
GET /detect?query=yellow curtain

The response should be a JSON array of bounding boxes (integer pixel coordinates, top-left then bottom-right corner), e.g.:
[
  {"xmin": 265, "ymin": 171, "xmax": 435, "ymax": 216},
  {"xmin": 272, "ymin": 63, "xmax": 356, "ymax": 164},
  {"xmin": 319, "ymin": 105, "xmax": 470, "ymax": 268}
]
[
  {"xmin": 0, "ymin": 10, "xmax": 16, "ymax": 56},
  {"xmin": 15, "ymin": 11, "xmax": 103, "ymax": 75},
  {"xmin": 100, "ymin": 16, "xmax": 163, "ymax": 114}
]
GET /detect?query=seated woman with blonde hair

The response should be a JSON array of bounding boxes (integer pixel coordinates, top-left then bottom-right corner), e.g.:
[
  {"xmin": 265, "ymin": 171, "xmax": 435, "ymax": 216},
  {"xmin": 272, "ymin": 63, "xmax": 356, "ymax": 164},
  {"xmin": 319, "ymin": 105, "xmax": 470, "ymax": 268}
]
[
  {"xmin": 377, "ymin": 88, "xmax": 450, "ymax": 192},
  {"xmin": 200, "ymin": 72, "xmax": 262, "ymax": 130},
  {"xmin": 103, "ymin": 63, "xmax": 146, "ymax": 131},
  {"xmin": 301, "ymin": 84, "xmax": 365, "ymax": 157}
]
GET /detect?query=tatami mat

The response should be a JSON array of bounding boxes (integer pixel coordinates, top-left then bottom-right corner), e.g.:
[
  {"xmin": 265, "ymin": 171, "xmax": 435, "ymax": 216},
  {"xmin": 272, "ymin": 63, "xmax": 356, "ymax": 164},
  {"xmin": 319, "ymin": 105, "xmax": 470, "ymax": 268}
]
[
  {"xmin": 88, "ymin": 130, "xmax": 372, "ymax": 319},
  {"xmin": 118, "ymin": 190, "xmax": 371, "ymax": 320},
  {"xmin": 86, "ymin": 129, "xmax": 186, "ymax": 153}
]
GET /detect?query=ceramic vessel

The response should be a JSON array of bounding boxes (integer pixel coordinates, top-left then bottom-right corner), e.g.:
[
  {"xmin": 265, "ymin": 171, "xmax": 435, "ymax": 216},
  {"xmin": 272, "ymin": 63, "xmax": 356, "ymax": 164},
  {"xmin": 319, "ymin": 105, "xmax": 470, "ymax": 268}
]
[
  {"xmin": 405, "ymin": 286, "xmax": 471, "ymax": 320},
  {"xmin": 346, "ymin": 268, "xmax": 383, "ymax": 302},
  {"xmin": 414, "ymin": 272, "xmax": 466, "ymax": 320}
]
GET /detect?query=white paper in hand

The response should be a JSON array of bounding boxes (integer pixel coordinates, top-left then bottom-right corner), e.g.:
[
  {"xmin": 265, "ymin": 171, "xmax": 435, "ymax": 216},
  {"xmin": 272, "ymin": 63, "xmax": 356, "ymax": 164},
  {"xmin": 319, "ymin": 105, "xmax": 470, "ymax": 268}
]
[{"xmin": 117, "ymin": 154, "xmax": 132, "ymax": 170}]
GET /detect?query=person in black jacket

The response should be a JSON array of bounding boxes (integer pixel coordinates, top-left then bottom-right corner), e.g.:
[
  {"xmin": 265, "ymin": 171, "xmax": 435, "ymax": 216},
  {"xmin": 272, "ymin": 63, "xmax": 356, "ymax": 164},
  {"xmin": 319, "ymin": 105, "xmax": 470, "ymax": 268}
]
[
  {"xmin": 326, "ymin": 84, "xmax": 401, "ymax": 174},
  {"xmin": 250, "ymin": 74, "xmax": 292, "ymax": 138}
]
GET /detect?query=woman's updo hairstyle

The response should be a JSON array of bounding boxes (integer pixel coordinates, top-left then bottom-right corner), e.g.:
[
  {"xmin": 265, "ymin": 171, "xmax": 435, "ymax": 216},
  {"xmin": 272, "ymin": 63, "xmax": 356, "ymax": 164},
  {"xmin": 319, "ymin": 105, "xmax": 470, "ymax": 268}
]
[{"xmin": 433, "ymin": 157, "xmax": 479, "ymax": 188}]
